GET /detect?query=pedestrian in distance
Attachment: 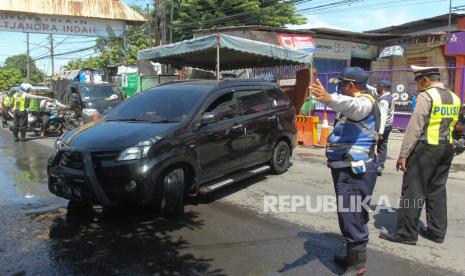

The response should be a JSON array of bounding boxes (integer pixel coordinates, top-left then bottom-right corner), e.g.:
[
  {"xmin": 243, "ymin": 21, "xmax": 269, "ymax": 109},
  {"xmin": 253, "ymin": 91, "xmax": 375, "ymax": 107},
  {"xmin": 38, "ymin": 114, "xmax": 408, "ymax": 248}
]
[
  {"xmin": 379, "ymin": 65, "xmax": 461, "ymax": 245},
  {"xmin": 375, "ymin": 80, "xmax": 395, "ymax": 176},
  {"xmin": 11, "ymin": 83, "xmax": 50, "ymax": 142},
  {"xmin": 1, "ymin": 90, "xmax": 12, "ymax": 127},
  {"xmin": 311, "ymin": 67, "xmax": 380, "ymax": 276}
]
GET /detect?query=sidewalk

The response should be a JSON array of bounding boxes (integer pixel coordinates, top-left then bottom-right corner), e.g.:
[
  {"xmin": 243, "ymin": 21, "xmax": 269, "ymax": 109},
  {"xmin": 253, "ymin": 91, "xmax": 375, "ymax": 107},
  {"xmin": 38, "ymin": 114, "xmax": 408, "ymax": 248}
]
[{"xmin": 221, "ymin": 132, "xmax": 465, "ymax": 274}]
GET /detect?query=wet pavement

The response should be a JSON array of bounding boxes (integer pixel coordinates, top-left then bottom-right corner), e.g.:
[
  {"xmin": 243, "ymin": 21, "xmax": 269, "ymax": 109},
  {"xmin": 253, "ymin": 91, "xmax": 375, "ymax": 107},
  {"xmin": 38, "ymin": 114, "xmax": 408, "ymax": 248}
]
[{"xmin": 0, "ymin": 128, "xmax": 462, "ymax": 276}]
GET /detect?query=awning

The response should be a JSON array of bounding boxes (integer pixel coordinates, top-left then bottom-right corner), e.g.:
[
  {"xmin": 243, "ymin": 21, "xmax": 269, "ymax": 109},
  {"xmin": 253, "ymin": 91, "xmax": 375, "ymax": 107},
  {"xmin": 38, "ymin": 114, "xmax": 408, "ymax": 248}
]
[{"xmin": 137, "ymin": 34, "xmax": 313, "ymax": 71}]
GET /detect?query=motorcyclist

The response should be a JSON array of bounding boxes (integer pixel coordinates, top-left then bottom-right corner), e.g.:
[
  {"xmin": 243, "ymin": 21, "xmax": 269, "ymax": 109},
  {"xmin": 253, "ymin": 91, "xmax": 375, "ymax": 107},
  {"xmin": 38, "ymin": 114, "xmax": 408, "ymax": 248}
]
[{"xmin": 39, "ymin": 93, "xmax": 70, "ymax": 138}]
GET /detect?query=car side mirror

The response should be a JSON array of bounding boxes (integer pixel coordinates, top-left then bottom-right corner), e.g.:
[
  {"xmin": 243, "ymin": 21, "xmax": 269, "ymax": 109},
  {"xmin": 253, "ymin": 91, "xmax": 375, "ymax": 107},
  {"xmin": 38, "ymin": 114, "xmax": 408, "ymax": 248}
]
[{"xmin": 201, "ymin": 112, "xmax": 218, "ymax": 125}]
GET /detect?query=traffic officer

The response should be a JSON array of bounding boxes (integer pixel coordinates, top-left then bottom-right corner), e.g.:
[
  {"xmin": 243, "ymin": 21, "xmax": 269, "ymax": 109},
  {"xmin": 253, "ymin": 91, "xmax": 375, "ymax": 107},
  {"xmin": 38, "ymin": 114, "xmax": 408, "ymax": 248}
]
[
  {"xmin": 376, "ymin": 80, "xmax": 395, "ymax": 176},
  {"xmin": 311, "ymin": 67, "xmax": 380, "ymax": 276},
  {"xmin": 379, "ymin": 65, "xmax": 461, "ymax": 245},
  {"xmin": 11, "ymin": 83, "xmax": 49, "ymax": 142},
  {"xmin": 28, "ymin": 90, "xmax": 41, "ymax": 129},
  {"xmin": 1, "ymin": 90, "xmax": 12, "ymax": 127}
]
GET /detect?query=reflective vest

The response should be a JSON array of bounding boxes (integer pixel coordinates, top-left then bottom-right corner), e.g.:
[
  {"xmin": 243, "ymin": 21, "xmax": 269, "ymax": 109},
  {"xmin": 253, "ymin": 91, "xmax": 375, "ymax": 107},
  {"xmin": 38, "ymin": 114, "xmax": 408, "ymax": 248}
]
[
  {"xmin": 28, "ymin": 99, "xmax": 40, "ymax": 112},
  {"xmin": 422, "ymin": 87, "xmax": 461, "ymax": 145},
  {"xmin": 326, "ymin": 93, "xmax": 380, "ymax": 165},
  {"xmin": 3, "ymin": 94, "xmax": 11, "ymax": 108},
  {"xmin": 13, "ymin": 93, "xmax": 27, "ymax": 112}
]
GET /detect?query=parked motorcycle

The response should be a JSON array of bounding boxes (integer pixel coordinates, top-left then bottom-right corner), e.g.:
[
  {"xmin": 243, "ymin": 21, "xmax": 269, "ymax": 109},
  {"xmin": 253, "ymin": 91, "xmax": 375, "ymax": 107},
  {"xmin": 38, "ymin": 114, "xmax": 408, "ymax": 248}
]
[{"xmin": 43, "ymin": 110, "xmax": 78, "ymax": 136}]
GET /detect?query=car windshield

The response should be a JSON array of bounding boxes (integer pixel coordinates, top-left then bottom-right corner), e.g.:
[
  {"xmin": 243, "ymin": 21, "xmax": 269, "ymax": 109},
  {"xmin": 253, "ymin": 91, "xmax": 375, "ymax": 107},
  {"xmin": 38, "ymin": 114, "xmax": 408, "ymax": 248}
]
[
  {"xmin": 80, "ymin": 86, "xmax": 123, "ymax": 101},
  {"xmin": 104, "ymin": 87, "xmax": 207, "ymax": 123}
]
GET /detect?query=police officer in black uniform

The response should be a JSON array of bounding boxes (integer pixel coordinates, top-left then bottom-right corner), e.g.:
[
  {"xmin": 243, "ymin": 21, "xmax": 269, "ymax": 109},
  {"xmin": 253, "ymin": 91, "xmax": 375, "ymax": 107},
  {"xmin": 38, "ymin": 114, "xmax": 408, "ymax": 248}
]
[
  {"xmin": 380, "ymin": 66, "xmax": 461, "ymax": 244},
  {"xmin": 312, "ymin": 67, "xmax": 380, "ymax": 276}
]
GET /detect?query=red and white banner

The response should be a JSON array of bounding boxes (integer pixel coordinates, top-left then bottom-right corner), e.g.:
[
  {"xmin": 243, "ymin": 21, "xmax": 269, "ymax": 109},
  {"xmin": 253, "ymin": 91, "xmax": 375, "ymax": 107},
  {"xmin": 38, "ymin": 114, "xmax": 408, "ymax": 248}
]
[{"xmin": 277, "ymin": 34, "xmax": 315, "ymax": 53}]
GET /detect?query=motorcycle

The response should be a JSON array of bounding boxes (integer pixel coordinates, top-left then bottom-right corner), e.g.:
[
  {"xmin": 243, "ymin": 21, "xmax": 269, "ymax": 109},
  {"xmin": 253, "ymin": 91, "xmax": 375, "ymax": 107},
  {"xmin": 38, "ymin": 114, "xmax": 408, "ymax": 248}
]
[
  {"xmin": 43, "ymin": 110, "xmax": 78, "ymax": 136},
  {"xmin": 453, "ymin": 104, "xmax": 465, "ymax": 156}
]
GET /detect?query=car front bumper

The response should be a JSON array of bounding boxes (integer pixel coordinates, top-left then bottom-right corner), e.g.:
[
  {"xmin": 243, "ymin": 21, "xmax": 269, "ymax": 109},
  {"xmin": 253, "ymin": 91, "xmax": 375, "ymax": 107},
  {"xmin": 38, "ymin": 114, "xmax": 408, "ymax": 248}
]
[{"xmin": 48, "ymin": 146, "xmax": 162, "ymax": 206}]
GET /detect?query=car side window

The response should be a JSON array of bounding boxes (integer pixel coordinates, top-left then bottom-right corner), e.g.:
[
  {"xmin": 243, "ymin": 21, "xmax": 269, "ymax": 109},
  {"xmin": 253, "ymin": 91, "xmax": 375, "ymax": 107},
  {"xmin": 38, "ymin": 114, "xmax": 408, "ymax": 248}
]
[
  {"xmin": 266, "ymin": 88, "xmax": 290, "ymax": 109},
  {"xmin": 237, "ymin": 90, "xmax": 270, "ymax": 115},
  {"xmin": 205, "ymin": 92, "xmax": 237, "ymax": 121}
]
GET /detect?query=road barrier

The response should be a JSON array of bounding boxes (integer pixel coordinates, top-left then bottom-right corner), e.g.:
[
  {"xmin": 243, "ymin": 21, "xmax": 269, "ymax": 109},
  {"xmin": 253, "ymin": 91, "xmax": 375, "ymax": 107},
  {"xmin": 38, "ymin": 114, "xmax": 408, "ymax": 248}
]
[
  {"xmin": 318, "ymin": 112, "xmax": 330, "ymax": 147},
  {"xmin": 296, "ymin": 115, "xmax": 319, "ymax": 146}
]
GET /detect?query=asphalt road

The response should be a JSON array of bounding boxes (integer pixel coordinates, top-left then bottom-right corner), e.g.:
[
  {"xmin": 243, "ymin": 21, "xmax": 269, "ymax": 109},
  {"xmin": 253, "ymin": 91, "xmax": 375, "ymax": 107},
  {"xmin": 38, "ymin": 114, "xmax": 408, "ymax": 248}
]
[{"xmin": 0, "ymin": 127, "xmax": 462, "ymax": 276}]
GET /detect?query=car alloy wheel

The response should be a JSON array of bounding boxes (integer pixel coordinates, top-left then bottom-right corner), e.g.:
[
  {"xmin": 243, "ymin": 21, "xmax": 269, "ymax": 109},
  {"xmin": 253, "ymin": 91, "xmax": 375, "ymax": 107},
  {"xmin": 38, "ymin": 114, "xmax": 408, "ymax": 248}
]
[{"xmin": 271, "ymin": 141, "xmax": 290, "ymax": 174}]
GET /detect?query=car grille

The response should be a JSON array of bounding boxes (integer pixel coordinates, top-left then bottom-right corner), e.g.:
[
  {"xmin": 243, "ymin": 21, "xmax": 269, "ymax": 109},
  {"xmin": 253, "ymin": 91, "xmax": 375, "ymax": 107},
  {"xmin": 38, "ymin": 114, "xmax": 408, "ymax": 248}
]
[
  {"xmin": 91, "ymin": 150, "xmax": 121, "ymax": 163},
  {"xmin": 59, "ymin": 151, "xmax": 84, "ymax": 170}
]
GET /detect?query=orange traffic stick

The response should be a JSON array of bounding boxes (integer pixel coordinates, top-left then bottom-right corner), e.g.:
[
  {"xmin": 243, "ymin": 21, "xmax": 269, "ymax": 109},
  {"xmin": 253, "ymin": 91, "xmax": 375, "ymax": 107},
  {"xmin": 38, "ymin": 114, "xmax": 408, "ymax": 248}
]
[
  {"xmin": 319, "ymin": 112, "xmax": 330, "ymax": 147},
  {"xmin": 296, "ymin": 115, "xmax": 319, "ymax": 146}
]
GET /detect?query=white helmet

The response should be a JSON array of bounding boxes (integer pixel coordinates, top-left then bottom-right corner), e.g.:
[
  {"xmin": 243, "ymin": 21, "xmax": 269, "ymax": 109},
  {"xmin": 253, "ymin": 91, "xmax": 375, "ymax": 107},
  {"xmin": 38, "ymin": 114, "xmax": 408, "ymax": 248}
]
[{"xmin": 20, "ymin": 83, "xmax": 33, "ymax": 92}]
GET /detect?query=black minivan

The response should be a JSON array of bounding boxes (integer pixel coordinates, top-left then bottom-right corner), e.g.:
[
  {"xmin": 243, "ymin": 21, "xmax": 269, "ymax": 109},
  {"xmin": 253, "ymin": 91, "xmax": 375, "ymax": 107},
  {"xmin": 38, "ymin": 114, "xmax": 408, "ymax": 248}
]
[{"xmin": 48, "ymin": 80, "xmax": 297, "ymax": 217}]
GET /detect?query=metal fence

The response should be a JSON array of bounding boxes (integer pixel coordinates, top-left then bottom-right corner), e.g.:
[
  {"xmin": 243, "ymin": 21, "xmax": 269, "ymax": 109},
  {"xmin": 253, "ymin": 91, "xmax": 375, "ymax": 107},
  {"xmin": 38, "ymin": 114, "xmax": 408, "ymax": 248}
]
[{"xmin": 314, "ymin": 67, "xmax": 465, "ymax": 130}]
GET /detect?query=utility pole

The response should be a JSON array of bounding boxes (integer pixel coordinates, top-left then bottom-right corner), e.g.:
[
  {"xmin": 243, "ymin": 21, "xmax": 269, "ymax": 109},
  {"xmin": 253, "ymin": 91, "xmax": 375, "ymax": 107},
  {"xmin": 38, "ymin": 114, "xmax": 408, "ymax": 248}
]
[
  {"xmin": 162, "ymin": 0, "xmax": 167, "ymax": 46},
  {"xmin": 123, "ymin": 27, "xmax": 128, "ymax": 65},
  {"xmin": 449, "ymin": 0, "xmax": 453, "ymax": 32},
  {"xmin": 49, "ymin": 34, "xmax": 55, "ymax": 77},
  {"xmin": 147, "ymin": 0, "xmax": 152, "ymax": 48},
  {"xmin": 26, "ymin": 33, "xmax": 30, "ymax": 82},
  {"xmin": 154, "ymin": 0, "xmax": 159, "ymax": 46},
  {"xmin": 170, "ymin": 0, "xmax": 174, "ymax": 44}
]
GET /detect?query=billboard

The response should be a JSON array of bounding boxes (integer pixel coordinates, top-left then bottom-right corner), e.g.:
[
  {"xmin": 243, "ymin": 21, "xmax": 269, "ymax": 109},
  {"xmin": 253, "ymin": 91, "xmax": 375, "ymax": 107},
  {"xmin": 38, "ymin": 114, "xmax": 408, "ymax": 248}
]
[
  {"xmin": 0, "ymin": 12, "xmax": 125, "ymax": 37},
  {"xmin": 277, "ymin": 34, "xmax": 316, "ymax": 53},
  {"xmin": 446, "ymin": 32, "xmax": 465, "ymax": 55}
]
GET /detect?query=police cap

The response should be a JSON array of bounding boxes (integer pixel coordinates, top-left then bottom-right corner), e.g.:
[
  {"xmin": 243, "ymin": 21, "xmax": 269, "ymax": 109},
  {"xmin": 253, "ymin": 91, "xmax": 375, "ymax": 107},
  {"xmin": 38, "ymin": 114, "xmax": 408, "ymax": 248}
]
[
  {"xmin": 377, "ymin": 80, "xmax": 391, "ymax": 88},
  {"xmin": 411, "ymin": 65, "xmax": 440, "ymax": 81},
  {"xmin": 338, "ymin": 67, "xmax": 369, "ymax": 84}
]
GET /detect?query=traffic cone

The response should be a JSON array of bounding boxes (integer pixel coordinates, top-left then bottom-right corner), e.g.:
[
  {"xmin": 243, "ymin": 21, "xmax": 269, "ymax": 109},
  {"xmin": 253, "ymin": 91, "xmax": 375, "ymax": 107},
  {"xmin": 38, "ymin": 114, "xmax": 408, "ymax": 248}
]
[{"xmin": 319, "ymin": 112, "xmax": 330, "ymax": 147}]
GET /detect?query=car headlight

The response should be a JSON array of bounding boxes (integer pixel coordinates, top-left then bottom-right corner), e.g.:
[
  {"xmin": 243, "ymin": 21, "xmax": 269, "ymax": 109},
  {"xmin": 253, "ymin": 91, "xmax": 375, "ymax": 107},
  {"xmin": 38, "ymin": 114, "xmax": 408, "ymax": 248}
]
[
  {"xmin": 54, "ymin": 134, "xmax": 66, "ymax": 153},
  {"xmin": 117, "ymin": 137, "xmax": 162, "ymax": 161},
  {"xmin": 83, "ymin": 108, "xmax": 98, "ymax": 116}
]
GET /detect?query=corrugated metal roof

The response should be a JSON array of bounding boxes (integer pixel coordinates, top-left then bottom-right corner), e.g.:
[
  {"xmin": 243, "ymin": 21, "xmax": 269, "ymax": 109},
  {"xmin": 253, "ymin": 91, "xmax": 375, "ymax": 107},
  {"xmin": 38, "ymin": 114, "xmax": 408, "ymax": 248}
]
[{"xmin": 0, "ymin": 0, "xmax": 146, "ymax": 24}]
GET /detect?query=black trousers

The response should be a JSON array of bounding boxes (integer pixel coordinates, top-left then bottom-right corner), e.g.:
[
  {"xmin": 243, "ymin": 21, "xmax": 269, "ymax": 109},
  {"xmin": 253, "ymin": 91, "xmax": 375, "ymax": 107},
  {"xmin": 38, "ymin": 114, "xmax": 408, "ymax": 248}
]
[
  {"xmin": 331, "ymin": 161, "xmax": 377, "ymax": 245},
  {"xmin": 396, "ymin": 141, "xmax": 454, "ymax": 240},
  {"xmin": 376, "ymin": 125, "xmax": 392, "ymax": 169},
  {"xmin": 13, "ymin": 110, "xmax": 28, "ymax": 139}
]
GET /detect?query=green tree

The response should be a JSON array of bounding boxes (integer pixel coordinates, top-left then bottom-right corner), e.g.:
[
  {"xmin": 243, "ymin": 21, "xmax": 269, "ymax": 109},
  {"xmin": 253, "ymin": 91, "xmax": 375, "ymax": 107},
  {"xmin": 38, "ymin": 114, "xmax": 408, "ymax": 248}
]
[
  {"xmin": 174, "ymin": 0, "xmax": 307, "ymax": 40},
  {"xmin": 0, "ymin": 68, "xmax": 23, "ymax": 91},
  {"xmin": 3, "ymin": 54, "xmax": 44, "ymax": 83},
  {"xmin": 63, "ymin": 56, "xmax": 106, "ymax": 71},
  {"xmin": 95, "ymin": 5, "xmax": 155, "ymax": 66}
]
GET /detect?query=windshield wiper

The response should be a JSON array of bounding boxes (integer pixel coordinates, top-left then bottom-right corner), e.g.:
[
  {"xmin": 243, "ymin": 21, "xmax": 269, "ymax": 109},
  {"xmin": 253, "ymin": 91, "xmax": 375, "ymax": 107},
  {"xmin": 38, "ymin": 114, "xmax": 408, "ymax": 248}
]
[
  {"xmin": 151, "ymin": 119, "xmax": 180, "ymax": 123},
  {"xmin": 106, "ymin": 118, "xmax": 148, "ymax": 122}
]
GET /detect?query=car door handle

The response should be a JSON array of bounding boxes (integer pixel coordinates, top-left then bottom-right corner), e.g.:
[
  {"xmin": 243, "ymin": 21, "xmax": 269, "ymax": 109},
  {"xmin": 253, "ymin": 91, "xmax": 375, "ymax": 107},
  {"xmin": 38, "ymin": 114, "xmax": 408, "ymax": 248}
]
[
  {"xmin": 231, "ymin": 124, "xmax": 243, "ymax": 131},
  {"xmin": 267, "ymin": 115, "xmax": 277, "ymax": 120}
]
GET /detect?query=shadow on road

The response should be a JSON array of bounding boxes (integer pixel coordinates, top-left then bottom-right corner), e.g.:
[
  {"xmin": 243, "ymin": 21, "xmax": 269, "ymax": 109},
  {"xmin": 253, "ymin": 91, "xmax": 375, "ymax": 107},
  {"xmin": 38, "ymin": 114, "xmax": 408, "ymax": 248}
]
[
  {"xmin": 372, "ymin": 206, "xmax": 400, "ymax": 234},
  {"xmin": 277, "ymin": 232, "xmax": 345, "ymax": 275},
  {"xmin": 47, "ymin": 203, "xmax": 224, "ymax": 275}
]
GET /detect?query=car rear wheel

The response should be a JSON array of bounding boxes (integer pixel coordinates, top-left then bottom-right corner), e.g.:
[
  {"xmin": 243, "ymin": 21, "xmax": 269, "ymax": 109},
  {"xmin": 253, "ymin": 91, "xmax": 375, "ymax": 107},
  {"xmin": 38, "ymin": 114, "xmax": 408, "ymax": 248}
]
[
  {"xmin": 159, "ymin": 167, "xmax": 185, "ymax": 218},
  {"xmin": 271, "ymin": 140, "xmax": 291, "ymax": 174}
]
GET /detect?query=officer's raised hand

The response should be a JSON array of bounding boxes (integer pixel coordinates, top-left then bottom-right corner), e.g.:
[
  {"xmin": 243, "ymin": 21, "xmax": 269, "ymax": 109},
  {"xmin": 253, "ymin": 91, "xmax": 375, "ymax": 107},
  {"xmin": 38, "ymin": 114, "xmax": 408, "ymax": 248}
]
[{"xmin": 311, "ymin": 79, "xmax": 332, "ymax": 104}]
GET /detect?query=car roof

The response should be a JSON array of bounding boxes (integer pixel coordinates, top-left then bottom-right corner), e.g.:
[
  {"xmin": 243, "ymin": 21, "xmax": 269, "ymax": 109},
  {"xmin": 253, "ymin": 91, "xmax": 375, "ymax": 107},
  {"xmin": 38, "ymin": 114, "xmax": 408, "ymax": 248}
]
[{"xmin": 156, "ymin": 79, "xmax": 280, "ymax": 95}]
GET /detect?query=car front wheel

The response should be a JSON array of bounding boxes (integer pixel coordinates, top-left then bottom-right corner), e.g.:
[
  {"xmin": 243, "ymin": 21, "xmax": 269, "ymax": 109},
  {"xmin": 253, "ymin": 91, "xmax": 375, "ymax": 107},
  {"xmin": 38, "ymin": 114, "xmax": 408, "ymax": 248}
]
[
  {"xmin": 159, "ymin": 167, "xmax": 185, "ymax": 218},
  {"xmin": 271, "ymin": 141, "xmax": 291, "ymax": 174}
]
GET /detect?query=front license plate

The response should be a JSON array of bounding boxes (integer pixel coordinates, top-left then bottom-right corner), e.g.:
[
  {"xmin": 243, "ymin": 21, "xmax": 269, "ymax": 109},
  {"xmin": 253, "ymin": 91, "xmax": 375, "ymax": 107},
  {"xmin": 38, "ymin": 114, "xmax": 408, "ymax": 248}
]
[{"xmin": 57, "ymin": 184, "xmax": 81, "ymax": 198}]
